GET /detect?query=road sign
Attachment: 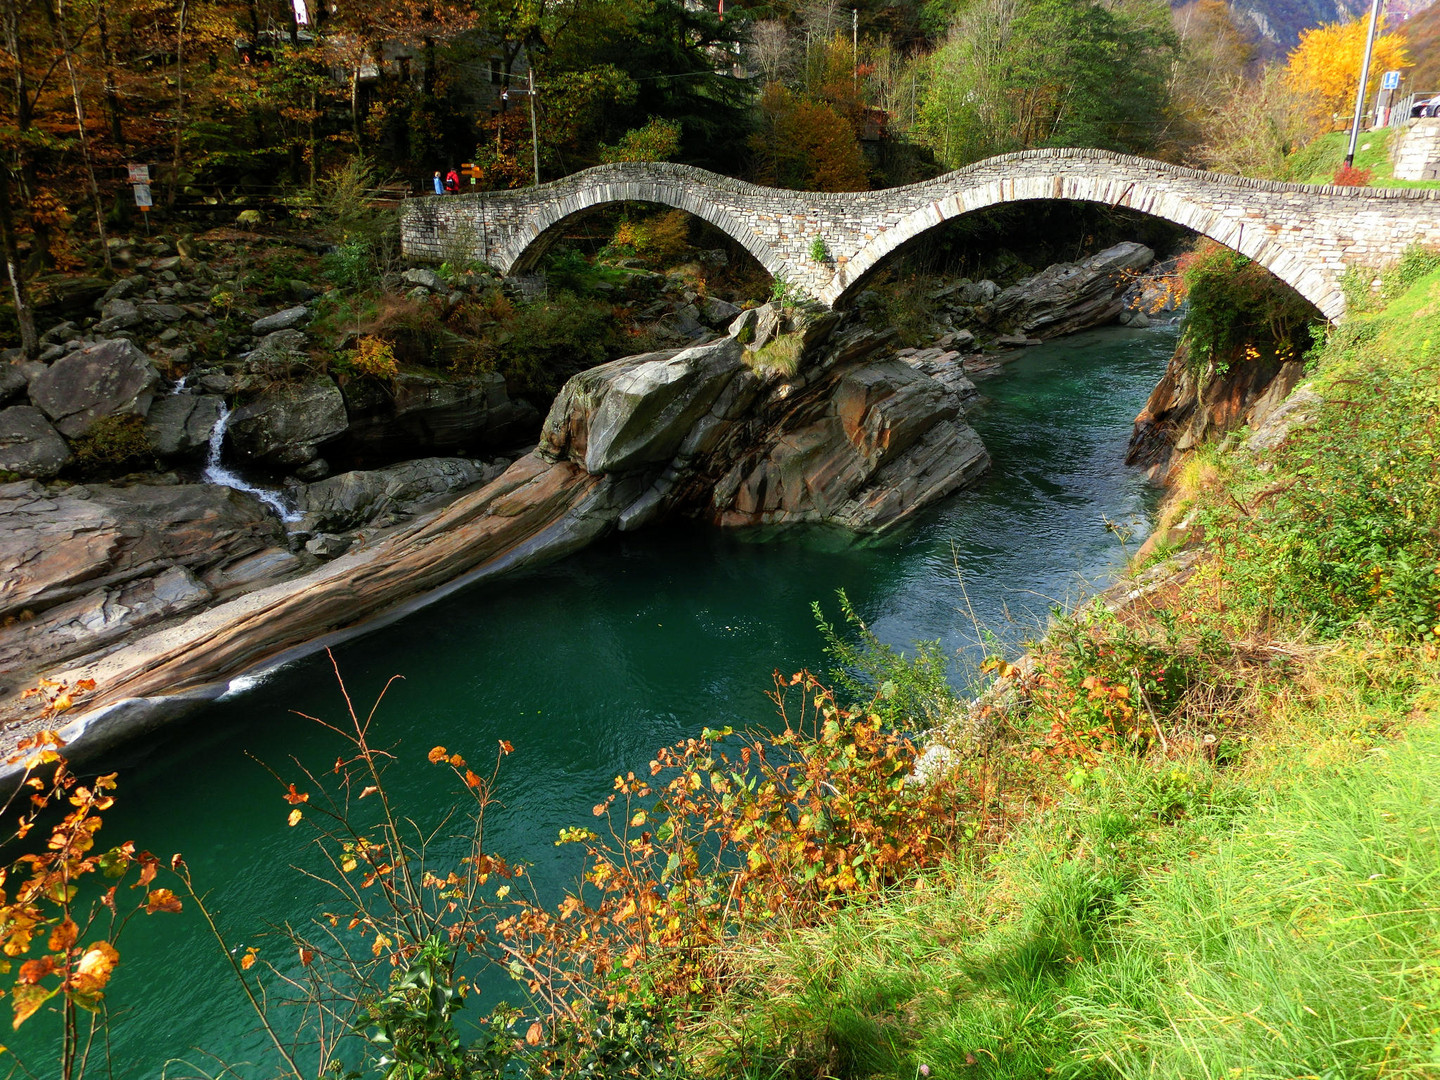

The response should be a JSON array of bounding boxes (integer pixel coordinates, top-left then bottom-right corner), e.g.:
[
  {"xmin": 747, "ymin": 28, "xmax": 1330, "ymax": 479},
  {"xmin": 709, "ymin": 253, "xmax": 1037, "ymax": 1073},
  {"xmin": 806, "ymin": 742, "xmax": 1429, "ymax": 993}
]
[
  {"xmin": 132, "ymin": 183, "xmax": 152, "ymax": 209},
  {"xmin": 460, "ymin": 162, "xmax": 483, "ymax": 179},
  {"xmin": 1382, "ymin": 70, "xmax": 1401, "ymax": 91},
  {"xmin": 127, "ymin": 163, "xmax": 150, "ymax": 184}
]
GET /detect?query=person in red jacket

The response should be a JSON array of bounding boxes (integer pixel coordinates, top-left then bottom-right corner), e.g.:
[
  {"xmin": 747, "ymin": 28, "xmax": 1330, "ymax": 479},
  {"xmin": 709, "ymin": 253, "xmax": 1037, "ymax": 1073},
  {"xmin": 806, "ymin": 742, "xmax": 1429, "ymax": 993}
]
[{"xmin": 444, "ymin": 168, "xmax": 461, "ymax": 193}]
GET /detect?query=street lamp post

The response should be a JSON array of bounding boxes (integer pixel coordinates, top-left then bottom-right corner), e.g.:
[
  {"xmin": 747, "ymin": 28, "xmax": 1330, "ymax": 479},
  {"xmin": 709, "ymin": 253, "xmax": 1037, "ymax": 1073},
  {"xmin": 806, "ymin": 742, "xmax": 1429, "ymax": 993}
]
[{"xmin": 1345, "ymin": 0, "xmax": 1384, "ymax": 168}]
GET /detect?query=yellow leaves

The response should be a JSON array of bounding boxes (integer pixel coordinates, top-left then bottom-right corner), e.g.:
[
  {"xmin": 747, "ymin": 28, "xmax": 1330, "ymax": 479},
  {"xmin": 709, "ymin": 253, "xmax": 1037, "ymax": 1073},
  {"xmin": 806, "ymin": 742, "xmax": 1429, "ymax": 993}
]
[
  {"xmin": 287, "ymin": 809, "xmax": 303, "ymax": 828},
  {"xmin": 525, "ymin": 1021, "xmax": 543, "ymax": 1046},
  {"xmin": 498, "ymin": 740, "xmax": 514, "ymax": 756},
  {"xmin": 464, "ymin": 769, "xmax": 484, "ymax": 790},
  {"xmin": 239, "ymin": 947, "xmax": 259, "ymax": 971},
  {"xmin": 67, "ymin": 941, "xmax": 119, "ymax": 1003},
  {"xmin": 282, "ymin": 784, "xmax": 309, "ymax": 805},
  {"xmin": 428, "ymin": 746, "xmax": 448, "ymax": 764},
  {"xmin": 371, "ymin": 932, "xmax": 392, "ymax": 958},
  {"xmin": 144, "ymin": 889, "xmax": 182, "ymax": 915},
  {"xmin": 10, "ymin": 983, "xmax": 54, "ymax": 1029},
  {"xmin": 1284, "ymin": 17, "xmax": 1410, "ymax": 132}
]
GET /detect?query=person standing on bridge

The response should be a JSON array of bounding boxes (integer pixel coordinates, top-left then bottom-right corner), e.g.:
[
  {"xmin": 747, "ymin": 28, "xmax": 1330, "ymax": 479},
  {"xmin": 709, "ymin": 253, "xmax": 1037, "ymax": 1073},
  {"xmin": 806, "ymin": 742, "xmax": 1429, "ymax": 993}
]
[
  {"xmin": 433, "ymin": 171, "xmax": 444, "ymax": 195},
  {"xmin": 445, "ymin": 168, "xmax": 461, "ymax": 194}
]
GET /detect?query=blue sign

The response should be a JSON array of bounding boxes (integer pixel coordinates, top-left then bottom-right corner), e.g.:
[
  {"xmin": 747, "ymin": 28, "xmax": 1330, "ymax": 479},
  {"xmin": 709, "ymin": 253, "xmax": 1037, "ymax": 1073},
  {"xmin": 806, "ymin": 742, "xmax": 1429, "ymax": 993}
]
[{"xmin": 1381, "ymin": 70, "xmax": 1401, "ymax": 91}]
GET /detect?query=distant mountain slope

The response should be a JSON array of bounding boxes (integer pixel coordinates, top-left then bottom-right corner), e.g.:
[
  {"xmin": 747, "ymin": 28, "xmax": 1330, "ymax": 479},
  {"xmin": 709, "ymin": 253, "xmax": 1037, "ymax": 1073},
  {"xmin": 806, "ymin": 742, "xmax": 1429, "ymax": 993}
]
[
  {"xmin": 1401, "ymin": 1, "xmax": 1440, "ymax": 90},
  {"xmin": 1199, "ymin": 0, "xmax": 1435, "ymax": 56}
]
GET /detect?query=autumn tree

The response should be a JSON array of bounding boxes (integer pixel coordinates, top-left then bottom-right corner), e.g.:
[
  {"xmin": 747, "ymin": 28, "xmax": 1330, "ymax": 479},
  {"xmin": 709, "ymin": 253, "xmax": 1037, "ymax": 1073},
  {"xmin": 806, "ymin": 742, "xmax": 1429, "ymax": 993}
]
[
  {"xmin": 1284, "ymin": 16, "xmax": 1409, "ymax": 133},
  {"xmin": 749, "ymin": 82, "xmax": 868, "ymax": 191}
]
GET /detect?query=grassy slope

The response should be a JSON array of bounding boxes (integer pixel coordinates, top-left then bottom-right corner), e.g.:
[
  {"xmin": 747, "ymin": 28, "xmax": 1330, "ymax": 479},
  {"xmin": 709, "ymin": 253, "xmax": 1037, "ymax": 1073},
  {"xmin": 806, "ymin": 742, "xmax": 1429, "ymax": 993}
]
[
  {"xmin": 686, "ymin": 273, "xmax": 1440, "ymax": 1079},
  {"xmin": 1285, "ymin": 127, "xmax": 1440, "ymax": 188}
]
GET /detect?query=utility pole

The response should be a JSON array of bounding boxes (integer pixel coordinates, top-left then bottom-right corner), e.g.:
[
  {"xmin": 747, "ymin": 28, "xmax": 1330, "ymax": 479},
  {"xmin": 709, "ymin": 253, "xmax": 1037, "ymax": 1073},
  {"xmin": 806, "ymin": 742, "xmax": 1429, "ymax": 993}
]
[
  {"xmin": 528, "ymin": 65, "xmax": 540, "ymax": 186},
  {"xmin": 1345, "ymin": 0, "xmax": 1383, "ymax": 168}
]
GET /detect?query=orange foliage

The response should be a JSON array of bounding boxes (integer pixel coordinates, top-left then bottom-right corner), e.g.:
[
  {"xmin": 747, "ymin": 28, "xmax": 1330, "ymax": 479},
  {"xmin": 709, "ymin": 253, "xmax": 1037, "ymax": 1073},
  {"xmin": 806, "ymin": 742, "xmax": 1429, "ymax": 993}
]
[{"xmin": 750, "ymin": 84, "xmax": 869, "ymax": 193}]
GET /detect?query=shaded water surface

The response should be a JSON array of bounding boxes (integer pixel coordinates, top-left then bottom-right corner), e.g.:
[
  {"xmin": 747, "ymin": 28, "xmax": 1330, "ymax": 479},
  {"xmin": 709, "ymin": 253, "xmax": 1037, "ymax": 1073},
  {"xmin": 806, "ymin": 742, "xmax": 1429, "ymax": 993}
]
[{"xmin": 23, "ymin": 323, "xmax": 1177, "ymax": 1075}]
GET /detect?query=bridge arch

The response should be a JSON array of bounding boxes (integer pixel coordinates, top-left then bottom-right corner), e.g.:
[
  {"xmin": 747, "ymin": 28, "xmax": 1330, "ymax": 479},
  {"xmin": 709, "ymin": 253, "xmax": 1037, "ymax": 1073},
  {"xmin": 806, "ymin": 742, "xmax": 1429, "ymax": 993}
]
[
  {"xmin": 498, "ymin": 174, "xmax": 789, "ymax": 283},
  {"xmin": 825, "ymin": 166, "xmax": 1338, "ymax": 318}
]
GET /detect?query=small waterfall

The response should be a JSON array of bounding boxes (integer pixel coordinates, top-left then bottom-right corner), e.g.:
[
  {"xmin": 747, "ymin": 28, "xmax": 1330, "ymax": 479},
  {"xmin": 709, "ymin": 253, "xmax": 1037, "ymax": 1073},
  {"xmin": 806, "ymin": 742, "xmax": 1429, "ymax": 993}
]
[
  {"xmin": 170, "ymin": 375, "xmax": 188, "ymax": 394},
  {"xmin": 204, "ymin": 404, "xmax": 303, "ymax": 523}
]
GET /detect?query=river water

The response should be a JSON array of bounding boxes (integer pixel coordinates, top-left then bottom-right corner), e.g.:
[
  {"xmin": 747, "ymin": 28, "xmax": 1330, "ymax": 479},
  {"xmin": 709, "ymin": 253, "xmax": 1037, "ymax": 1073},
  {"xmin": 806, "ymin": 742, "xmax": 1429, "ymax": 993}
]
[{"xmin": 18, "ymin": 322, "xmax": 1177, "ymax": 1077}]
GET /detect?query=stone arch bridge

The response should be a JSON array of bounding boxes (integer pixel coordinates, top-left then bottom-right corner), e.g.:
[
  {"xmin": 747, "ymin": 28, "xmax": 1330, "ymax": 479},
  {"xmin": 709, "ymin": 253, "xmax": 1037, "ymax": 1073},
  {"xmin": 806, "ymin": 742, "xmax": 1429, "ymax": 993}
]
[{"xmin": 400, "ymin": 148, "xmax": 1440, "ymax": 321}]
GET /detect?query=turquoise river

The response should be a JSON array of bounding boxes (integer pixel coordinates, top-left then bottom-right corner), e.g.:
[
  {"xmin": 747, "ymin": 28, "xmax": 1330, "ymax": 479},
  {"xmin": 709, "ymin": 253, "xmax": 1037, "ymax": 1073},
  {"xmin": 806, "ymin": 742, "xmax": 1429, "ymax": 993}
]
[{"xmin": 15, "ymin": 322, "xmax": 1179, "ymax": 1077}]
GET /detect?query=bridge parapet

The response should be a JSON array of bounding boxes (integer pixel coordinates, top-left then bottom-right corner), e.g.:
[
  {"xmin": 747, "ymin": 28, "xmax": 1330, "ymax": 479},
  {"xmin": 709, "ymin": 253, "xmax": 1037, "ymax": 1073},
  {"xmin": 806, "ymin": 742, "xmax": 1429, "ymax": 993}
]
[{"xmin": 401, "ymin": 149, "xmax": 1440, "ymax": 321}]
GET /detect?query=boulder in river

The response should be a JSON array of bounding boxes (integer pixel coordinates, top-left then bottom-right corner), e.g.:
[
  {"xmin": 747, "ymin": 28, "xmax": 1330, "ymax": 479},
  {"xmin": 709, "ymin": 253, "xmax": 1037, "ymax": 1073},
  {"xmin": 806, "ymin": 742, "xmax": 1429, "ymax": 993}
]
[
  {"xmin": 991, "ymin": 242, "xmax": 1155, "ymax": 339},
  {"xmin": 145, "ymin": 393, "xmax": 225, "ymax": 457},
  {"xmin": 250, "ymin": 306, "xmax": 310, "ymax": 335},
  {"xmin": 541, "ymin": 338, "xmax": 744, "ymax": 475},
  {"xmin": 27, "ymin": 339, "xmax": 160, "ymax": 438},
  {"xmin": 295, "ymin": 457, "xmax": 484, "ymax": 533},
  {"xmin": 227, "ymin": 377, "xmax": 349, "ymax": 467}
]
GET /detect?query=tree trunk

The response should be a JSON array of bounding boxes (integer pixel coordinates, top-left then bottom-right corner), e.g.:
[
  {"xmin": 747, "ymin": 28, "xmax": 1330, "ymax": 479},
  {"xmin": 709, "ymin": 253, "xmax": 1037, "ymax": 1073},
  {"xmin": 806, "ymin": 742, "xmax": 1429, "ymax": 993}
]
[
  {"xmin": 97, "ymin": 0, "xmax": 123, "ymax": 146},
  {"xmin": 168, "ymin": 0, "xmax": 186, "ymax": 208},
  {"xmin": 0, "ymin": 168, "xmax": 40, "ymax": 359},
  {"xmin": 50, "ymin": 0, "xmax": 112, "ymax": 271},
  {"xmin": 1, "ymin": 0, "xmax": 53, "ymax": 267}
]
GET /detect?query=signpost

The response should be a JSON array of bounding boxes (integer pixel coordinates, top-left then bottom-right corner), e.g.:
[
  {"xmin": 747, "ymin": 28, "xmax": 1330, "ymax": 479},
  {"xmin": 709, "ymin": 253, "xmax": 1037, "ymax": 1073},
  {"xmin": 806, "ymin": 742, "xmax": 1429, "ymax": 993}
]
[
  {"xmin": 129, "ymin": 164, "xmax": 153, "ymax": 233},
  {"xmin": 1381, "ymin": 70, "xmax": 1401, "ymax": 91},
  {"xmin": 460, "ymin": 162, "xmax": 483, "ymax": 186}
]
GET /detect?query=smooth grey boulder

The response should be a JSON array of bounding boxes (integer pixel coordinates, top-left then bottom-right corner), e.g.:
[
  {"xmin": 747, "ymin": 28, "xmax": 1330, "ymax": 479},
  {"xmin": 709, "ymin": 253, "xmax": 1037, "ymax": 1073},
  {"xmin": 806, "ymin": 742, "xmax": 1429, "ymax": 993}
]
[
  {"xmin": 727, "ymin": 307, "xmax": 759, "ymax": 344},
  {"xmin": 305, "ymin": 532, "xmax": 354, "ymax": 558},
  {"xmin": 227, "ymin": 377, "xmax": 348, "ymax": 467},
  {"xmin": 700, "ymin": 296, "xmax": 742, "ymax": 327},
  {"xmin": 28, "ymin": 339, "xmax": 160, "ymax": 437},
  {"xmin": 140, "ymin": 302, "xmax": 186, "ymax": 323},
  {"xmin": 339, "ymin": 370, "xmax": 540, "ymax": 460},
  {"xmin": 0, "ymin": 365, "xmax": 28, "ymax": 407},
  {"xmin": 0, "ymin": 407, "xmax": 72, "ymax": 478},
  {"xmin": 541, "ymin": 338, "xmax": 744, "ymax": 475},
  {"xmin": 295, "ymin": 457, "xmax": 483, "ymax": 533},
  {"xmin": 401, "ymin": 267, "xmax": 446, "ymax": 292},
  {"xmin": 145, "ymin": 394, "xmax": 224, "ymax": 456},
  {"xmin": 991, "ymin": 242, "xmax": 1154, "ymax": 339},
  {"xmin": 95, "ymin": 297, "xmax": 142, "ymax": 333},
  {"xmin": 751, "ymin": 304, "xmax": 784, "ymax": 351},
  {"xmin": 250, "ymin": 306, "xmax": 310, "ymax": 335}
]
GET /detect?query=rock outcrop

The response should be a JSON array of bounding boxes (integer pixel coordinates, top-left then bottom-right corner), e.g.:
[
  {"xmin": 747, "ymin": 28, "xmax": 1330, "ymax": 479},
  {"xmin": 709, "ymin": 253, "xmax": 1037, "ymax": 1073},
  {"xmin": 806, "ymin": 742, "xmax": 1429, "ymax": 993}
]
[
  {"xmin": 990, "ymin": 242, "xmax": 1155, "ymax": 339},
  {"xmin": 0, "ymin": 407, "xmax": 72, "ymax": 478},
  {"xmin": 294, "ymin": 457, "xmax": 485, "ymax": 533},
  {"xmin": 1126, "ymin": 341, "xmax": 1304, "ymax": 483},
  {"xmin": 0, "ymin": 310, "xmax": 994, "ymax": 766}
]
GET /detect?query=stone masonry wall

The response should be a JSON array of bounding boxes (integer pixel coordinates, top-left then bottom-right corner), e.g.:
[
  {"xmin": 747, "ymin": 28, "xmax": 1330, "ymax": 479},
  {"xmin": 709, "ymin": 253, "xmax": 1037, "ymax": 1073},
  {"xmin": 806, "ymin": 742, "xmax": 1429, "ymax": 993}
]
[
  {"xmin": 401, "ymin": 148, "xmax": 1440, "ymax": 321},
  {"xmin": 1393, "ymin": 119, "xmax": 1440, "ymax": 182}
]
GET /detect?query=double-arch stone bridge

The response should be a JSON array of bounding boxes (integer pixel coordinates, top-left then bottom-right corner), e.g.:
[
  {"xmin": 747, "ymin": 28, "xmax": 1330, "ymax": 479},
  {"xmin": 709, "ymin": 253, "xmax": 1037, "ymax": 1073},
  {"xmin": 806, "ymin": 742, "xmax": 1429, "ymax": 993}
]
[{"xmin": 401, "ymin": 147, "xmax": 1440, "ymax": 321}]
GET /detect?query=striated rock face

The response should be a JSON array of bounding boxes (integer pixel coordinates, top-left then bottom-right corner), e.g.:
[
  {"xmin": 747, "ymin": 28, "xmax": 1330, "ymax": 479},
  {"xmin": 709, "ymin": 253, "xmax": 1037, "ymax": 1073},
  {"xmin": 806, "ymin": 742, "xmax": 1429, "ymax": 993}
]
[
  {"xmin": 28, "ymin": 340, "xmax": 160, "ymax": 438},
  {"xmin": 701, "ymin": 354, "xmax": 990, "ymax": 532},
  {"xmin": 0, "ymin": 480, "xmax": 285, "ymax": 623},
  {"xmin": 1126, "ymin": 340, "xmax": 1305, "ymax": 483},
  {"xmin": 991, "ymin": 242, "xmax": 1155, "ymax": 339}
]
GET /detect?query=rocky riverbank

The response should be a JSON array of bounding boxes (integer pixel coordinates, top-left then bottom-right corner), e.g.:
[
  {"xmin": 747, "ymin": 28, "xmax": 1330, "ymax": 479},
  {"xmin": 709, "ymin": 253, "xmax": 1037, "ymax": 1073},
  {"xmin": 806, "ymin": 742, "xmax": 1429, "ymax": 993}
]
[{"xmin": 0, "ymin": 234, "xmax": 1178, "ymax": 768}]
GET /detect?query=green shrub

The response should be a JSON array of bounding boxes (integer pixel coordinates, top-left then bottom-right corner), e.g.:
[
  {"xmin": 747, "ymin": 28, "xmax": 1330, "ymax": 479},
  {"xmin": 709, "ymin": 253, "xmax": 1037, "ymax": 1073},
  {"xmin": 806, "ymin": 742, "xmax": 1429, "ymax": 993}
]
[
  {"xmin": 68, "ymin": 415, "xmax": 155, "ymax": 476},
  {"xmin": 1176, "ymin": 242, "xmax": 1318, "ymax": 374}
]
